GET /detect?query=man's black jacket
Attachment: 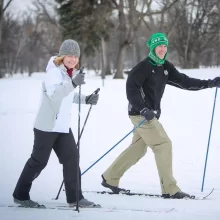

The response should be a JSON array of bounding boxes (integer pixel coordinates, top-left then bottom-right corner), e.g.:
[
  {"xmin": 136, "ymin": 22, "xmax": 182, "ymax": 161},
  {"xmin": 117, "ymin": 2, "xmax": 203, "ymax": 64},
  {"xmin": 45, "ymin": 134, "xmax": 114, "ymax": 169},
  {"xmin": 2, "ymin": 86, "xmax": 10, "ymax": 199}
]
[{"xmin": 126, "ymin": 57, "xmax": 210, "ymax": 117}]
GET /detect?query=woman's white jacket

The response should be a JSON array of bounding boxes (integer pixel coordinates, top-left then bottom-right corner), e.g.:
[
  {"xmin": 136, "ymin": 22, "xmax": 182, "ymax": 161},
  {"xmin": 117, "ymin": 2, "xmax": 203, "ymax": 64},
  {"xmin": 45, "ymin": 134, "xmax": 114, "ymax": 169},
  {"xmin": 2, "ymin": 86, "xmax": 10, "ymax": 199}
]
[{"xmin": 34, "ymin": 56, "xmax": 86, "ymax": 133}]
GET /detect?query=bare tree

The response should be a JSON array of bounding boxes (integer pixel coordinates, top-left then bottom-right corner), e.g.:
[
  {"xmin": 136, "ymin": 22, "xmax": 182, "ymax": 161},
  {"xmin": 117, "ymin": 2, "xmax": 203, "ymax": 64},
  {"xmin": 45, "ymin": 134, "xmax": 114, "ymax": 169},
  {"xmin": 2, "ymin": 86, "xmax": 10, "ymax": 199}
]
[
  {"xmin": 168, "ymin": 0, "xmax": 220, "ymax": 68},
  {"xmin": 32, "ymin": 0, "xmax": 62, "ymax": 56},
  {"xmin": 0, "ymin": 12, "xmax": 22, "ymax": 76},
  {"xmin": 0, "ymin": 0, "xmax": 13, "ymax": 44},
  {"xmin": 0, "ymin": 0, "xmax": 62, "ymax": 78},
  {"xmin": 113, "ymin": 0, "xmax": 179, "ymax": 79}
]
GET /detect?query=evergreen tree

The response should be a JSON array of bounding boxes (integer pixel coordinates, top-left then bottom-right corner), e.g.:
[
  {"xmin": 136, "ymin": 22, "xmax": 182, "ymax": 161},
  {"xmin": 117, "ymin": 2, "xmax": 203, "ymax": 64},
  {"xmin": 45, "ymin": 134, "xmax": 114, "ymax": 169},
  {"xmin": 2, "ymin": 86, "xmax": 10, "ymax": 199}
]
[{"xmin": 55, "ymin": 0, "xmax": 113, "ymax": 56}]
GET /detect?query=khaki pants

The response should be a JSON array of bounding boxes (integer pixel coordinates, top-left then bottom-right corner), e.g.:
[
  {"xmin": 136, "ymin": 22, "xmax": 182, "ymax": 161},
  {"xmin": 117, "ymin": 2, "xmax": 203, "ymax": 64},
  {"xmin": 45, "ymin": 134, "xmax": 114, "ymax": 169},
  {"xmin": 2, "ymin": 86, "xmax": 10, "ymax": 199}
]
[{"xmin": 103, "ymin": 116, "xmax": 180, "ymax": 195}]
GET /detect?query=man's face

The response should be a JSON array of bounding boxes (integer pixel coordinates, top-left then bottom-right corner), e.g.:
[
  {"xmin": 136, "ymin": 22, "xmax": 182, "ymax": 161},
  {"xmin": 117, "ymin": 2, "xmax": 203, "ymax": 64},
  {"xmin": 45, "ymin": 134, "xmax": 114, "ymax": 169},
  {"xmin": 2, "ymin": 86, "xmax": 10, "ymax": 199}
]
[{"xmin": 154, "ymin": 45, "xmax": 167, "ymax": 59}]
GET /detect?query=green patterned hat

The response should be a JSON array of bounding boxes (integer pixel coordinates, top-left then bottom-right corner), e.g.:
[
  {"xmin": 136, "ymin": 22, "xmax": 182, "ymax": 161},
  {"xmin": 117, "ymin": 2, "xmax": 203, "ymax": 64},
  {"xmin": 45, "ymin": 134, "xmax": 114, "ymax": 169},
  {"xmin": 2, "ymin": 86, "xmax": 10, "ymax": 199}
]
[{"xmin": 147, "ymin": 32, "xmax": 168, "ymax": 52}]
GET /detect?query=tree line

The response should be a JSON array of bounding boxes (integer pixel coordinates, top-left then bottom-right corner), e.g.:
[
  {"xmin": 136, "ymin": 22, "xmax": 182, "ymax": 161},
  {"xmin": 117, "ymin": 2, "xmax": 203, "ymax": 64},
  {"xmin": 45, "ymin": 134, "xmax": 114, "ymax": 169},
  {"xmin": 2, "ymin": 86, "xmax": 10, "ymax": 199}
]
[{"xmin": 0, "ymin": 0, "xmax": 220, "ymax": 79}]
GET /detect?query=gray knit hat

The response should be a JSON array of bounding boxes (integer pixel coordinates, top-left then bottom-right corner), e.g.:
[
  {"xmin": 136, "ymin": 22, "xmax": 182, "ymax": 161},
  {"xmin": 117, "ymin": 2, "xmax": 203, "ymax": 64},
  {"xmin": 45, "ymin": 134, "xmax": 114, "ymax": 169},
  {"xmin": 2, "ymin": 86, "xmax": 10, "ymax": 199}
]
[{"xmin": 58, "ymin": 39, "xmax": 80, "ymax": 57}]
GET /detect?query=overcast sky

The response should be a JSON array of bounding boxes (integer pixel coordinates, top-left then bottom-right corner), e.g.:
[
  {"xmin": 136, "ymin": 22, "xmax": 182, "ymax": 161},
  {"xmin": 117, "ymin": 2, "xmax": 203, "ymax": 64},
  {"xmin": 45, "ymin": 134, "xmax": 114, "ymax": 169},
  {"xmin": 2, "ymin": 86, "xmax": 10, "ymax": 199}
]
[{"xmin": 5, "ymin": 0, "xmax": 32, "ymax": 13}]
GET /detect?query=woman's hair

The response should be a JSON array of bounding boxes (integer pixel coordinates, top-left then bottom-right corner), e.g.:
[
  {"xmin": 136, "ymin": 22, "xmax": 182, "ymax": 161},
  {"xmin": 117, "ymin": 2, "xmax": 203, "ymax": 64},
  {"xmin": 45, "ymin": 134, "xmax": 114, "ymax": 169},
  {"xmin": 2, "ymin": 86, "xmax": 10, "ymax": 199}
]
[
  {"xmin": 53, "ymin": 56, "xmax": 79, "ymax": 69},
  {"xmin": 53, "ymin": 56, "xmax": 65, "ymax": 66}
]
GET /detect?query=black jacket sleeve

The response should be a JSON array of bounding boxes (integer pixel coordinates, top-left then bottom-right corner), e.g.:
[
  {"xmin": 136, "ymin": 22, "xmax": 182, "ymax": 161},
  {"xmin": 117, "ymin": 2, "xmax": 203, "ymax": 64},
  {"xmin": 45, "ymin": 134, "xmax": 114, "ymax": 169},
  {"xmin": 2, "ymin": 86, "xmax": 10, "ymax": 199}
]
[
  {"xmin": 167, "ymin": 61, "xmax": 209, "ymax": 90},
  {"xmin": 126, "ymin": 60, "xmax": 149, "ymax": 112}
]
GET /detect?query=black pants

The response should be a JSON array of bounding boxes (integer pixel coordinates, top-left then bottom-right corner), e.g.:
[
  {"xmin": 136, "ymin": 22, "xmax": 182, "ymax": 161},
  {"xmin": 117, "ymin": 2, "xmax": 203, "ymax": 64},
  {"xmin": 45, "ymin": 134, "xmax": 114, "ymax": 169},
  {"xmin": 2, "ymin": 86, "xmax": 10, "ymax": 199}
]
[{"xmin": 13, "ymin": 128, "xmax": 83, "ymax": 203}]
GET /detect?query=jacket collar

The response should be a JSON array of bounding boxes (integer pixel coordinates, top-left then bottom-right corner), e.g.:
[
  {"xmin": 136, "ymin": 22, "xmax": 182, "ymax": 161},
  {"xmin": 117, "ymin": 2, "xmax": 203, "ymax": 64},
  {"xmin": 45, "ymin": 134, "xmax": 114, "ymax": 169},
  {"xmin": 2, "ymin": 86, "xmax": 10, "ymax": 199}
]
[
  {"xmin": 58, "ymin": 63, "xmax": 78, "ymax": 78},
  {"xmin": 59, "ymin": 63, "xmax": 68, "ymax": 74}
]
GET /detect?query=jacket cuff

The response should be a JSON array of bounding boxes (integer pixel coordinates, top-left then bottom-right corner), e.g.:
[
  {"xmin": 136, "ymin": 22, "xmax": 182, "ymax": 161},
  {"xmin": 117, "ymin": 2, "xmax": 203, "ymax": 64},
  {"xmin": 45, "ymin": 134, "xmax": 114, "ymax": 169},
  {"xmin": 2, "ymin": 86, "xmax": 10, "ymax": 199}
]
[{"xmin": 80, "ymin": 94, "xmax": 87, "ymax": 104}]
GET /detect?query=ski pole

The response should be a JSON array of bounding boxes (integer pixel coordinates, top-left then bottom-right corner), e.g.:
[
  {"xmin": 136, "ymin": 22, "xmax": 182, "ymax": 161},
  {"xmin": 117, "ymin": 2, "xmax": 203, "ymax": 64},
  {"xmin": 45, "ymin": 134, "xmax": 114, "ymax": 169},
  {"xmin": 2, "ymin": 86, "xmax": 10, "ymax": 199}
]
[
  {"xmin": 54, "ymin": 118, "xmax": 146, "ymax": 200},
  {"xmin": 54, "ymin": 87, "xmax": 100, "ymax": 200},
  {"xmin": 201, "ymin": 87, "xmax": 218, "ymax": 192},
  {"xmin": 75, "ymin": 67, "xmax": 84, "ymax": 212},
  {"xmin": 80, "ymin": 88, "xmax": 100, "ymax": 138},
  {"xmin": 81, "ymin": 118, "xmax": 146, "ymax": 175}
]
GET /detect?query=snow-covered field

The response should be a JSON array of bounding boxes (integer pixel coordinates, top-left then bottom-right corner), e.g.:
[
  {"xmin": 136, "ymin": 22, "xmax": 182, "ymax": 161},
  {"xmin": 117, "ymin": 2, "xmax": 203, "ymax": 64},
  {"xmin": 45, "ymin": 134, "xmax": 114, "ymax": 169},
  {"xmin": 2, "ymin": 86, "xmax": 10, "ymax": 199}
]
[{"xmin": 1, "ymin": 67, "xmax": 220, "ymax": 219}]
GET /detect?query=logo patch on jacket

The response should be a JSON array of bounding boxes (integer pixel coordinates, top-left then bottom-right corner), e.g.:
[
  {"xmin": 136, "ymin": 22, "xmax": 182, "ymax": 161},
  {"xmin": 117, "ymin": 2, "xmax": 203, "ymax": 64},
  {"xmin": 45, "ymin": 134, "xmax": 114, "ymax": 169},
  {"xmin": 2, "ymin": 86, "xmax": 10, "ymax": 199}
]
[{"xmin": 164, "ymin": 70, "xmax": 168, "ymax": 75}]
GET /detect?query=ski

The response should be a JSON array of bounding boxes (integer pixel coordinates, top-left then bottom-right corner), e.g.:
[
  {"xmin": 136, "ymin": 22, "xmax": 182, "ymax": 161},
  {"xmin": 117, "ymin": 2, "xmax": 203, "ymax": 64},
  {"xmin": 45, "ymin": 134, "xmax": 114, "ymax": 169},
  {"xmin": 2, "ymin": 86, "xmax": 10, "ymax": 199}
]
[
  {"xmin": 56, "ymin": 205, "xmax": 174, "ymax": 213},
  {"xmin": 83, "ymin": 188, "xmax": 214, "ymax": 200},
  {"xmin": 187, "ymin": 188, "xmax": 214, "ymax": 200},
  {"xmin": 0, "ymin": 204, "xmax": 174, "ymax": 213},
  {"xmin": 84, "ymin": 190, "xmax": 162, "ymax": 197}
]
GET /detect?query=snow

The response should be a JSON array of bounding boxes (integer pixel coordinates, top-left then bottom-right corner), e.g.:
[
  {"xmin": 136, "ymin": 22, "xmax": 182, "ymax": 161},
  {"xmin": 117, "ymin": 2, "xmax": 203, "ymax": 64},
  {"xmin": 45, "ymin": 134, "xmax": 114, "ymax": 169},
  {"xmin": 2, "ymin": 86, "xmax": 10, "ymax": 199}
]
[{"xmin": 1, "ymin": 68, "xmax": 220, "ymax": 219}]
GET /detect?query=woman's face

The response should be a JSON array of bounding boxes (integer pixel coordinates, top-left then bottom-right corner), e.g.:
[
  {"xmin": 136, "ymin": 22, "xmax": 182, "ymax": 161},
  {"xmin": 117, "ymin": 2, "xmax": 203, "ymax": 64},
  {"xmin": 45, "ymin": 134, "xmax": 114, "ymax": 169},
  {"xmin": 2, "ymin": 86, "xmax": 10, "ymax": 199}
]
[{"xmin": 63, "ymin": 55, "xmax": 79, "ymax": 69}]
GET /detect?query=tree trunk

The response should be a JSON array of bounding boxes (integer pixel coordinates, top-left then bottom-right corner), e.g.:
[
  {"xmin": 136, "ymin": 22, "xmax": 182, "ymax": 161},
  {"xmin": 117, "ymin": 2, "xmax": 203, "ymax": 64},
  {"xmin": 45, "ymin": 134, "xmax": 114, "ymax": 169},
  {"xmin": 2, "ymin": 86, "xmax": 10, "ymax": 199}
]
[
  {"xmin": 191, "ymin": 52, "xmax": 200, "ymax": 68},
  {"xmin": 113, "ymin": 0, "xmax": 126, "ymax": 79},
  {"xmin": 105, "ymin": 59, "xmax": 111, "ymax": 75},
  {"xmin": 0, "ymin": 71, "xmax": 4, "ymax": 78},
  {"xmin": 181, "ymin": 58, "xmax": 190, "ymax": 69},
  {"xmin": 181, "ymin": 50, "xmax": 200, "ymax": 69},
  {"xmin": 132, "ymin": 28, "xmax": 142, "ymax": 66},
  {"xmin": 0, "ymin": 17, "xmax": 2, "ymax": 45},
  {"xmin": 114, "ymin": 45, "xmax": 126, "ymax": 79},
  {"xmin": 28, "ymin": 60, "xmax": 34, "ymax": 76},
  {"xmin": 101, "ymin": 37, "xmax": 111, "ymax": 78},
  {"xmin": 0, "ymin": 0, "xmax": 3, "ymax": 45},
  {"xmin": 0, "ymin": 0, "xmax": 14, "ymax": 45},
  {"xmin": 0, "ymin": 57, "xmax": 4, "ymax": 78}
]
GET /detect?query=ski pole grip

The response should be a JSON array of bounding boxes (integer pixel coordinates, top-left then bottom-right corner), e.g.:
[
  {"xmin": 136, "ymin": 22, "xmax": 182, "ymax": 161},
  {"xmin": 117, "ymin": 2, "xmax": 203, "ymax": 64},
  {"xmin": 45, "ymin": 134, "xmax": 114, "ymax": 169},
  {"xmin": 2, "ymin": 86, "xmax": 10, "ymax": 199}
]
[
  {"xmin": 94, "ymin": 88, "xmax": 100, "ymax": 94},
  {"xmin": 79, "ymin": 67, "xmax": 84, "ymax": 74}
]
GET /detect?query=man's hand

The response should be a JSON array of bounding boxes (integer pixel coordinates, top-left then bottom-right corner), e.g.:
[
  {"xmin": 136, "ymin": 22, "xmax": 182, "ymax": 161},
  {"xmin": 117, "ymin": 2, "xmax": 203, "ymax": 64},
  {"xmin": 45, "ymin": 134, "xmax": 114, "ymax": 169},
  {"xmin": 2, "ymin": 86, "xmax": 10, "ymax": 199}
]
[
  {"xmin": 140, "ymin": 107, "xmax": 155, "ymax": 121},
  {"xmin": 208, "ymin": 77, "xmax": 220, "ymax": 88}
]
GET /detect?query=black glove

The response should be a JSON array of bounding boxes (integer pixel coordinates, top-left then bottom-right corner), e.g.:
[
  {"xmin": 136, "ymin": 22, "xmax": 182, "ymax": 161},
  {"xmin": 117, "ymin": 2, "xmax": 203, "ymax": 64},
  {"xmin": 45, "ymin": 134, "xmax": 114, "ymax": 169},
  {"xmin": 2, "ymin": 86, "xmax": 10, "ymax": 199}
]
[
  {"xmin": 208, "ymin": 77, "xmax": 220, "ymax": 88},
  {"xmin": 140, "ymin": 107, "xmax": 155, "ymax": 121},
  {"xmin": 86, "ymin": 94, "xmax": 99, "ymax": 105}
]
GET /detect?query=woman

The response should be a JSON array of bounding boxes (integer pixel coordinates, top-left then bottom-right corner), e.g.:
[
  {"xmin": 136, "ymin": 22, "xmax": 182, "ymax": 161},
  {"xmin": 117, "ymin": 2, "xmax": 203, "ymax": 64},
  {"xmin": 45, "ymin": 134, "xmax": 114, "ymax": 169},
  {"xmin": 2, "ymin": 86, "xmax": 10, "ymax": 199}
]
[{"xmin": 13, "ymin": 39, "xmax": 99, "ymax": 208}]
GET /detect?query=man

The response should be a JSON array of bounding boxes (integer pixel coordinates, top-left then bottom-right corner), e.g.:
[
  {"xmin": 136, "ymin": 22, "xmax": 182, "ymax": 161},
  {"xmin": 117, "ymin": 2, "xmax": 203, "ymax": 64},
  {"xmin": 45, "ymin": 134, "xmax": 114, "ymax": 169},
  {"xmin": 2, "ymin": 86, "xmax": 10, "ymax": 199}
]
[{"xmin": 101, "ymin": 32, "xmax": 220, "ymax": 199}]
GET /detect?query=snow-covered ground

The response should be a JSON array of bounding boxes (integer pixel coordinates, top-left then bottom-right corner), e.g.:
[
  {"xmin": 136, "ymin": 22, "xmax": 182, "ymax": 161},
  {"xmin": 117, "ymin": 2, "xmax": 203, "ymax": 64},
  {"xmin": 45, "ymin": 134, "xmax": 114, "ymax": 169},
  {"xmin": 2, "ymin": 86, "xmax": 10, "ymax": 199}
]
[{"xmin": 1, "ymin": 67, "xmax": 220, "ymax": 219}]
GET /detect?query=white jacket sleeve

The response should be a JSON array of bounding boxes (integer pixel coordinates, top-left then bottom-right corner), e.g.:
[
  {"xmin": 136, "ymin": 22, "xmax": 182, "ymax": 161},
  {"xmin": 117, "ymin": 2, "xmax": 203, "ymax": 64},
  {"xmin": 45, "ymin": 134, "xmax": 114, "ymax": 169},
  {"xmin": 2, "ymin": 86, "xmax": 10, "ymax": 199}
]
[
  {"xmin": 73, "ymin": 92, "xmax": 87, "ymax": 104},
  {"xmin": 44, "ymin": 68, "xmax": 74, "ymax": 101}
]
